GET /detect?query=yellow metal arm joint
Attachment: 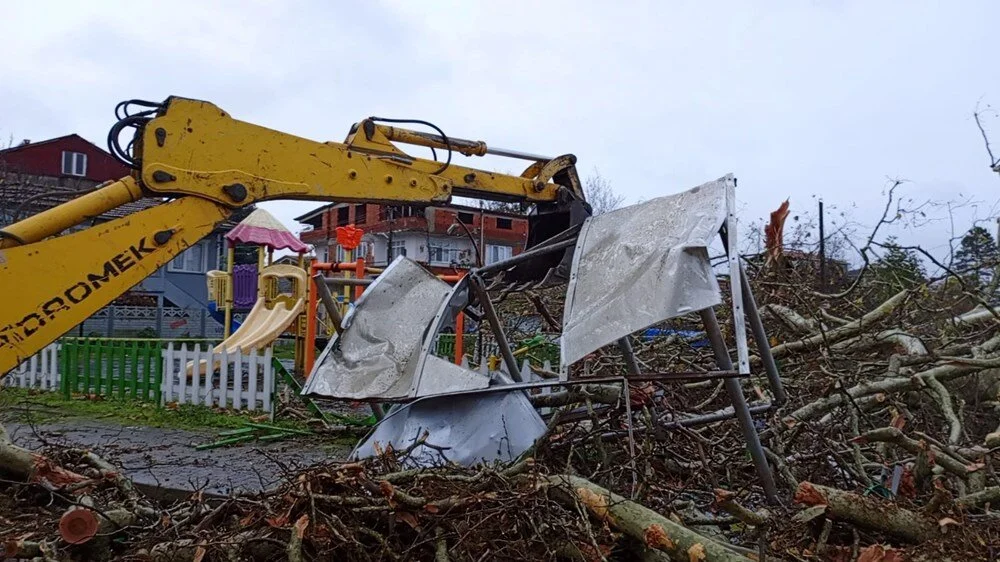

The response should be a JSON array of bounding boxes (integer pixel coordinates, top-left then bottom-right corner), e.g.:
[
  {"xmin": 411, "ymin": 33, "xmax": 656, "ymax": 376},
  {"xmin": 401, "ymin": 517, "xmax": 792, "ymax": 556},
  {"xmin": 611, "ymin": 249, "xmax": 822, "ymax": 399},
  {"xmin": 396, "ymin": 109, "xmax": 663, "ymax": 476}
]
[{"xmin": 137, "ymin": 97, "xmax": 568, "ymax": 207}]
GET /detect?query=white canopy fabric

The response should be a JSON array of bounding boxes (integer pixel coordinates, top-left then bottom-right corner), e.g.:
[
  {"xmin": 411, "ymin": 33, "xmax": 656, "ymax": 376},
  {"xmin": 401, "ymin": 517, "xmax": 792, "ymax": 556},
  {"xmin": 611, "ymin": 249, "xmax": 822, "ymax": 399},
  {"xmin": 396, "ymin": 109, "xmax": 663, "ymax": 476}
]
[{"xmin": 560, "ymin": 175, "xmax": 732, "ymax": 372}]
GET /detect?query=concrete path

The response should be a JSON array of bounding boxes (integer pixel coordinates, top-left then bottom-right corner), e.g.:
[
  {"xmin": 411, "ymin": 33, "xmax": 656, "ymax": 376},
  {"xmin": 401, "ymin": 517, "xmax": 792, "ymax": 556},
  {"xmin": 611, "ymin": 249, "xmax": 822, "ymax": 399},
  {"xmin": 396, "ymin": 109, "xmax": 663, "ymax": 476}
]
[{"xmin": 6, "ymin": 418, "xmax": 352, "ymax": 498}]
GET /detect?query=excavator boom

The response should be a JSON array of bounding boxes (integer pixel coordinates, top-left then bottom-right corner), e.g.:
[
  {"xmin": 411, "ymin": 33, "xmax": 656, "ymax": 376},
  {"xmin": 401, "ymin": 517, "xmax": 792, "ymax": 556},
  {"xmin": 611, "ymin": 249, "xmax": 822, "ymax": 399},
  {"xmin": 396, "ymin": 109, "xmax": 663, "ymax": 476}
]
[{"xmin": 0, "ymin": 97, "xmax": 588, "ymax": 372}]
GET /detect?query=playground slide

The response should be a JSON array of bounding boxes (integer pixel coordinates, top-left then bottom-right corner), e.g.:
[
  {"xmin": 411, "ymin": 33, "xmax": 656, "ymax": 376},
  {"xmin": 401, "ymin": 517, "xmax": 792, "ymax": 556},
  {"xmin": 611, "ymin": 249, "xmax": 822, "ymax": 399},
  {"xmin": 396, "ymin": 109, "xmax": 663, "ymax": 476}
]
[
  {"xmin": 206, "ymin": 301, "xmax": 242, "ymax": 332},
  {"xmin": 187, "ymin": 296, "xmax": 304, "ymax": 376},
  {"xmin": 219, "ymin": 296, "xmax": 303, "ymax": 353}
]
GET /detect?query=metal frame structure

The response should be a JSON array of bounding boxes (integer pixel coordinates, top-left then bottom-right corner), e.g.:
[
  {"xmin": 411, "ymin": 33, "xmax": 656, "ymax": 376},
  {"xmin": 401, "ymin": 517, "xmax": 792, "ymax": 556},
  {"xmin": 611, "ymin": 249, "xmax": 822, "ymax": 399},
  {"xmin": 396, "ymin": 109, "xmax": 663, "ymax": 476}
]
[{"xmin": 306, "ymin": 176, "xmax": 787, "ymax": 503}]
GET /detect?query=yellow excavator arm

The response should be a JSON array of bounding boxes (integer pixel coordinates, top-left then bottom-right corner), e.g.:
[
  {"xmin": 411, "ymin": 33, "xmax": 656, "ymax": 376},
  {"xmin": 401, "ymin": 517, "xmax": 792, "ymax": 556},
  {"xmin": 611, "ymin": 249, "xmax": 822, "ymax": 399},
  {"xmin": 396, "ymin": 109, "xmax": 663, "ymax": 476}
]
[{"xmin": 0, "ymin": 97, "xmax": 589, "ymax": 371}]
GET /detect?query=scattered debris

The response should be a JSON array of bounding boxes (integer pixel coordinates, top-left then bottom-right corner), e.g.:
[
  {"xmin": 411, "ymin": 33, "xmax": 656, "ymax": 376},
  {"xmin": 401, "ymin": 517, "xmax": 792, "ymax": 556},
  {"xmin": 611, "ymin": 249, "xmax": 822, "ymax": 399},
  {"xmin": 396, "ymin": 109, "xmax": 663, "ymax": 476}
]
[{"xmin": 194, "ymin": 422, "xmax": 314, "ymax": 451}]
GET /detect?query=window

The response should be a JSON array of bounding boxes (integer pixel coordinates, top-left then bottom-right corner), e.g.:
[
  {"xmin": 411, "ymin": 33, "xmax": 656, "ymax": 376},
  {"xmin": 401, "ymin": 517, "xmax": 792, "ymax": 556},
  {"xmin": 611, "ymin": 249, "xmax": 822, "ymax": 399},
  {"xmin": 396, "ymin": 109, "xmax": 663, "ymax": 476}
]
[
  {"xmin": 390, "ymin": 240, "xmax": 406, "ymax": 259},
  {"xmin": 397, "ymin": 205, "xmax": 417, "ymax": 218},
  {"xmin": 61, "ymin": 151, "xmax": 87, "ymax": 177},
  {"xmin": 333, "ymin": 241, "xmax": 371, "ymax": 262},
  {"xmin": 355, "ymin": 204, "xmax": 367, "ymax": 225},
  {"xmin": 318, "ymin": 247, "xmax": 329, "ymax": 263},
  {"xmin": 169, "ymin": 241, "xmax": 207, "ymax": 273},
  {"xmin": 354, "ymin": 241, "xmax": 372, "ymax": 259},
  {"xmin": 486, "ymin": 244, "xmax": 513, "ymax": 265},
  {"xmin": 496, "ymin": 217, "xmax": 513, "ymax": 230},
  {"xmin": 457, "ymin": 212, "xmax": 474, "ymax": 225},
  {"xmin": 336, "ymin": 206, "xmax": 350, "ymax": 226},
  {"xmin": 428, "ymin": 241, "xmax": 461, "ymax": 265}
]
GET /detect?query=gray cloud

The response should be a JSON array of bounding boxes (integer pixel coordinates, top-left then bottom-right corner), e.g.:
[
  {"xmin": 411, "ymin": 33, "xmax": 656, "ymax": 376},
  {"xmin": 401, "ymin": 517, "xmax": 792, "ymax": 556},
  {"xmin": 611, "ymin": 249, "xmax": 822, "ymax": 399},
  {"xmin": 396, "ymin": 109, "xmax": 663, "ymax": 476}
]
[{"xmin": 2, "ymin": 1, "xmax": 998, "ymax": 263}]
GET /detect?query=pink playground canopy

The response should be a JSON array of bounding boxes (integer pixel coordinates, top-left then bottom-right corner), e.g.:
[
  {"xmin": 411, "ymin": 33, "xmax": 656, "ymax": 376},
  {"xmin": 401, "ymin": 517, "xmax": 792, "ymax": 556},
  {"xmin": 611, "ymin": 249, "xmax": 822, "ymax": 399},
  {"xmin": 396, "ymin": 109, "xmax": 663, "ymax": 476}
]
[{"xmin": 225, "ymin": 208, "xmax": 308, "ymax": 253}]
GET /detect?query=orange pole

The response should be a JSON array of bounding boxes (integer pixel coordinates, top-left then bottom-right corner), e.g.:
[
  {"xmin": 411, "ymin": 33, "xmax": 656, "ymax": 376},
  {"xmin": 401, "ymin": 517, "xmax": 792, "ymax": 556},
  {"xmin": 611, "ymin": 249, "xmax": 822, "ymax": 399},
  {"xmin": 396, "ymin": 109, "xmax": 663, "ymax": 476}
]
[
  {"xmin": 454, "ymin": 312, "xmax": 464, "ymax": 365},
  {"xmin": 305, "ymin": 259, "xmax": 318, "ymax": 375},
  {"xmin": 355, "ymin": 256, "xmax": 365, "ymax": 300},
  {"xmin": 341, "ymin": 249, "xmax": 352, "ymax": 316}
]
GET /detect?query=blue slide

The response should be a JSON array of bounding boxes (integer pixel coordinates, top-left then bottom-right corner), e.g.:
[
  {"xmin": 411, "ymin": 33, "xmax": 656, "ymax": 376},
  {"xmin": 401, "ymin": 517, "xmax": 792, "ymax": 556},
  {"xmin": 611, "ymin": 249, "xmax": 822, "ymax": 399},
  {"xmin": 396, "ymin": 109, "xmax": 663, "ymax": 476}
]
[{"xmin": 207, "ymin": 301, "xmax": 242, "ymax": 332}]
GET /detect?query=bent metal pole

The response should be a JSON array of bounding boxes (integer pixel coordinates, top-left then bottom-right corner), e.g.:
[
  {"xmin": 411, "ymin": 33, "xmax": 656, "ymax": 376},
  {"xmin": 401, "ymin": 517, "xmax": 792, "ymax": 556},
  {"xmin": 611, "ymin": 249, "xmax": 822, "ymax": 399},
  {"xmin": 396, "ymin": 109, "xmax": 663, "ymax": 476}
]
[{"xmin": 699, "ymin": 307, "xmax": 780, "ymax": 504}]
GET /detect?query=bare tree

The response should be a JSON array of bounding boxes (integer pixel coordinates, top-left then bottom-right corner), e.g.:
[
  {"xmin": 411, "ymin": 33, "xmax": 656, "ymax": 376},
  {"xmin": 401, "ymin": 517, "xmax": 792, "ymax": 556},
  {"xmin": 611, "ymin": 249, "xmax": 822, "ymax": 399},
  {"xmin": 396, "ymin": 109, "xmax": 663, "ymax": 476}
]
[
  {"xmin": 584, "ymin": 169, "xmax": 625, "ymax": 215},
  {"xmin": 973, "ymin": 101, "xmax": 1000, "ymax": 175}
]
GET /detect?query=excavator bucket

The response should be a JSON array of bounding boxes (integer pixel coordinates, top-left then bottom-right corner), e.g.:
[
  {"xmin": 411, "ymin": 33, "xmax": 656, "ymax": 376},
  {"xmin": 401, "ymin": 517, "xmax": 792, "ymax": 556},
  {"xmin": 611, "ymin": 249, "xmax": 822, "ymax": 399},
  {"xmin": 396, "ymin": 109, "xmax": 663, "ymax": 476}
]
[{"xmin": 500, "ymin": 198, "xmax": 592, "ymax": 286}]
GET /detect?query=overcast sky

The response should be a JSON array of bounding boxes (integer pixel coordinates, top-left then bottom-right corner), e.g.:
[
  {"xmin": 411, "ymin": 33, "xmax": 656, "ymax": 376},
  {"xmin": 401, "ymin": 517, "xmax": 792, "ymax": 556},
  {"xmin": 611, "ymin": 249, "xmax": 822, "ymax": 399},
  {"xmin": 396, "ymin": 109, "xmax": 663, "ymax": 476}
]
[{"xmin": 3, "ymin": 1, "xmax": 998, "ymax": 263}]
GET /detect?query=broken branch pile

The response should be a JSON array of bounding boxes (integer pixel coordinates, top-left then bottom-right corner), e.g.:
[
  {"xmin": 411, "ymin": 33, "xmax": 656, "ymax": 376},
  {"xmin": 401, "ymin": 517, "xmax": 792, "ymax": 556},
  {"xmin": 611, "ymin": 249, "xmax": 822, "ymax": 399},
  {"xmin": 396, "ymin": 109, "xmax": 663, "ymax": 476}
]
[{"xmin": 8, "ymin": 240, "xmax": 1000, "ymax": 559}]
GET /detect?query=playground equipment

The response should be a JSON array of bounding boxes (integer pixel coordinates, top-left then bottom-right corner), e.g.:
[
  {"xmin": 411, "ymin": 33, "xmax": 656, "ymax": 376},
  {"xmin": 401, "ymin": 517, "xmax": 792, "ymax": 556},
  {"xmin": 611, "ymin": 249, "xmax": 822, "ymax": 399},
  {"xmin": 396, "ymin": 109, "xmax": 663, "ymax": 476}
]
[
  {"xmin": 214, "ymin": 265, "xmax": 307, "ymax": 353},
  {"xmin": 191, "ymin": 264, "xmax": 308, "ymax": 376},
  {"xmin": 190, "ymin": 209, "xmax": 309, "ymax": 375},
  {"xmin": 209, "ymin": 208, "xmax": 308, "ymax": 339}
]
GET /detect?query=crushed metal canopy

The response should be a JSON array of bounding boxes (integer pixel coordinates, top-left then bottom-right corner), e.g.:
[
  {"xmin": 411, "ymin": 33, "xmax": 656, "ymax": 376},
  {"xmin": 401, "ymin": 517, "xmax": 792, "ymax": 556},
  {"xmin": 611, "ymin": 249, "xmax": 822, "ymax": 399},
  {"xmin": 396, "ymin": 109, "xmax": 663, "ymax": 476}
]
[
  {"xmin": 302, "ymin": 257, "xmax": 489, "ymax": 401},
  {"xmin": 352, "ymin": 390, "xmax": 546, "ymax": 466}
]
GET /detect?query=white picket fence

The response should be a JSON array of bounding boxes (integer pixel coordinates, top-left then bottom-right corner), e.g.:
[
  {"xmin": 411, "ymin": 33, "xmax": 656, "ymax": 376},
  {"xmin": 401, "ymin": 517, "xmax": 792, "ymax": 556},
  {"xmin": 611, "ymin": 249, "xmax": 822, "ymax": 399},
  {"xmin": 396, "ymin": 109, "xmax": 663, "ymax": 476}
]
[
  {"xmin": 4, "ymin": 342, "xmax": 276, "ymax": 413},
  {"xmin": 1, "ymin": 343, "xmax": 61, "ymax": 391},
  {"xmin": 161, "ymin": 342, "xmax": 275, "ymax": 412}
]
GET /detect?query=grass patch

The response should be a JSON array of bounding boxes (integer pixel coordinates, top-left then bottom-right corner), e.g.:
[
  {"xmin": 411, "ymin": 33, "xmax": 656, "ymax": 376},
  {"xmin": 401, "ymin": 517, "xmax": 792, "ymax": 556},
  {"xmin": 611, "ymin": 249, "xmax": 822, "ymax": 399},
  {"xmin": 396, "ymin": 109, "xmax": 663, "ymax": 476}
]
[
  {"xmin": 0, "ymin": 387, "xmax": 312, "ymax": 432},
  {"xmin": 272, "ymin": 341, "xmax": 296, "ymax": 360}
]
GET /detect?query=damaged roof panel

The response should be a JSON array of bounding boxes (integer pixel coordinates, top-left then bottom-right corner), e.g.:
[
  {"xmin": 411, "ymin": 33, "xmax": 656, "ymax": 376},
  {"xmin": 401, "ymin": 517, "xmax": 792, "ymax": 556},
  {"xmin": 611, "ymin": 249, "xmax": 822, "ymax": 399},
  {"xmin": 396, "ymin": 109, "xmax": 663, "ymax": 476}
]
[
  {"xmin": 303, "ymin": 257, "xmax": 453, "ymax": 401},
  {"xmin": 302, "ymin": 257, "xmax": 490, "ymax": 401},
  {"xmin": 560, "ymin": 175, "xmax": 732, "ymax": 371}
]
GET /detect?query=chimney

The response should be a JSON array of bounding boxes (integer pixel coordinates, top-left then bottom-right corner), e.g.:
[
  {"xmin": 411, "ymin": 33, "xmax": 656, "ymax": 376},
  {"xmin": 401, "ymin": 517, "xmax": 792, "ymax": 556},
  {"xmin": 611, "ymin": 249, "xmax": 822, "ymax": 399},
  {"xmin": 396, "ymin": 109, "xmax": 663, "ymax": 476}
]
[{"xmin": 19, "ymin": 139, "xmax": 30, "ymax": 146}]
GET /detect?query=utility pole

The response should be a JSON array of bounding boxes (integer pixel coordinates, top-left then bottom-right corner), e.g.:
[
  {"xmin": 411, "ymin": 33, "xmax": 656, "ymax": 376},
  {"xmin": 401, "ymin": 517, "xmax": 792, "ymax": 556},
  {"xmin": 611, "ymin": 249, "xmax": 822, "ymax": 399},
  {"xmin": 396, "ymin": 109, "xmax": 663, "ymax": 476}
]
[
  {"xmin": 478, "ymin": 202, "xmax": 486, "ymax": 267},
  {"xmin": 818, "ymin": 199, "xmax": 826, "ymax": 290},
  {"xmin": 477, "ymin": 201, "xmax": 486, "ymax": 364},
  {"xmin": 386, "ymin": 206, "xmax": 394, "ymax": 263}
]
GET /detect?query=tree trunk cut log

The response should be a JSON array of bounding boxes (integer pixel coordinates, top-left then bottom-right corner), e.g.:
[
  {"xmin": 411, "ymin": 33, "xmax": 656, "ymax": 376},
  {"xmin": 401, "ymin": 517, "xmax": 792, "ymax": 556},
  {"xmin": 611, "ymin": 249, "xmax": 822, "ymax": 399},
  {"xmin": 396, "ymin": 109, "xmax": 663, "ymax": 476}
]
[
  {"xmin": 0, "ymin": 422, "xmax": 87, "ymax": 487},
  {"xmin": 544, "ymin": 474, "xmax": 752, "ymax": 561},
  {"xmin": 794, "ymin": 482, "xmax": 939, "ymax": 543}
]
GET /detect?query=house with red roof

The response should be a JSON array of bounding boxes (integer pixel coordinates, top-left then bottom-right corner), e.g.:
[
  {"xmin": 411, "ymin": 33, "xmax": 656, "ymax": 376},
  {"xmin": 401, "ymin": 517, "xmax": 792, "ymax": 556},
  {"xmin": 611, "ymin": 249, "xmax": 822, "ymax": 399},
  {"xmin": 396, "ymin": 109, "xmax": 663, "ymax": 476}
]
[{"xmin": 0, "ymin": 134, "xmax": 248, "ymax": 338}]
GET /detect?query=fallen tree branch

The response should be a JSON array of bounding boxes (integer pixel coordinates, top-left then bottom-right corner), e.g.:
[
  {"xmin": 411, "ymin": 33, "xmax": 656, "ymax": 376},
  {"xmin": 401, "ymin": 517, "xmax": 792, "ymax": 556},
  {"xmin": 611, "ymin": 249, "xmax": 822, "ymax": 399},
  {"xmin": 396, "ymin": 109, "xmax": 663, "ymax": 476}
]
[
  {"xmin": 544, "ymin": 474, "xmax": 752, "ymax": 561},
  {"xmin": 786, "ymin": 360, "xmax": 999, "ymax": 424},
  {"xmin": 530, "ymin": 384, "xmax": 622, "ymax": 408},
  {"xmin": 831, "ymin": 329, "xmax": 928, "ymax": 356},
  {"xmin": 2, "ymin": 539, "xmax": 44, "ymax": 560},
  {"xmin": 287, "ymin": 514, "xmax": 309, "ymax": 562},
  {"xmin": 766, "ymin": 304, "xmax": 818, "ymax": 334},
  {"xmin": 794, "ymin": 481, "xmax": 939, "ymax": 543},
  {"xmin": 955, "ymin": 486, "xmax": 1000, "ymax": 509},
  {"xmin": 850, "ymin": 427, "xmax": 980, "ymax": 477},
  {"xmin": 713, "ymin": 489, "xmax": 770, "ymax": 527},
  {"xmin": 924, "ymin": 375, "xmax": 963, "ymax": 444},
  {"xmin": 770, "ymin": 289, "xmax": 910, "ymax": 359},
  {"xmin": 0, "ymin": 422, "xmax": 87, "ymax": 487},
  {"xmin": 951, "ymin": 306, "xmax": 1000, "ymax": 327}
]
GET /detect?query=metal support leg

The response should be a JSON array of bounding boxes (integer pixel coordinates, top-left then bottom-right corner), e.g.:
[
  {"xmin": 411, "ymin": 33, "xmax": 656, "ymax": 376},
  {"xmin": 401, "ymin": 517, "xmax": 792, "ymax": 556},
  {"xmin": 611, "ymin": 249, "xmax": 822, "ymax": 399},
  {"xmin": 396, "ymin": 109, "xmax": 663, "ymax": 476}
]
[
  {"xmin": 699, "ymin": 307, "xmax": 780, "ymax": 504},
  {"xmin": 739, "ymin": 265, "xmax": 786, "ymax": 405},
  {"xmin": 312, "ymin": 273, "xmax": 344, "ymax": 336},
  {"xmin": 470, "ymin": 275, "xmax": 523, "ymax": 382},
  {"xmin": 312, "ymin": 274, "xmax": 383, "ymax": 420},
  {"xmin": 617, "ymin": 337, "xmax": 641, "ymax": 375}
]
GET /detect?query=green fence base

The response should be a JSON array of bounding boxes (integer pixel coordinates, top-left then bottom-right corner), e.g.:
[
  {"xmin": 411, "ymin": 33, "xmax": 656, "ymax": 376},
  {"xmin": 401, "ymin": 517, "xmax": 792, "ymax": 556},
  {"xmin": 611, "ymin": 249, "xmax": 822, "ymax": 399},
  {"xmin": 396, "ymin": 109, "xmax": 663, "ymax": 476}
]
[{"xmin": 59, "ymin": 338, "xmax": 213, "ymax": 403}]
